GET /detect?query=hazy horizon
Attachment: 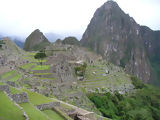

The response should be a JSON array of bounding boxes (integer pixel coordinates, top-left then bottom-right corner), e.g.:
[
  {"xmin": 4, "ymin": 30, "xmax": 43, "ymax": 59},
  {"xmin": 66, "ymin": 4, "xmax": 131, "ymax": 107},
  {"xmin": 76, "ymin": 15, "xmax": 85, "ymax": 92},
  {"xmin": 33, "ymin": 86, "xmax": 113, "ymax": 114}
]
[{"xmin": 0, "ymin": 0, "xmax": 160, "ymax": 41}]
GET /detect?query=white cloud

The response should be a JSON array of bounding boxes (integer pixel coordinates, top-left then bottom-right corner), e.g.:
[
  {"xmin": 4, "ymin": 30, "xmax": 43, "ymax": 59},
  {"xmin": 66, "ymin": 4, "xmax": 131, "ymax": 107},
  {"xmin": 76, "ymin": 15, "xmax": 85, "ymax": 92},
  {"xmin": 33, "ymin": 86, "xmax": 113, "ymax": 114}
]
[{"xmin": 0, "ymin": 0, "xmax": 159, "ymax": 39}]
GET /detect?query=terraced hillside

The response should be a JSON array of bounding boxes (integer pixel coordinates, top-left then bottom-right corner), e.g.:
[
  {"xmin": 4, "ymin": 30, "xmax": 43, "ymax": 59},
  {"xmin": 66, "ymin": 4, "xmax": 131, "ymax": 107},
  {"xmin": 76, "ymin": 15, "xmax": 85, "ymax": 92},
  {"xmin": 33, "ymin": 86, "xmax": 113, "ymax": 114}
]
[
  {"xmin": 0, "ymin": 39, "xmax": 134, "ymax": 120},
  {"xmin": 0, "ymin": 84, "xmax": 72, "ymax": 120},
  {"xmin": 80, "ymin": 61, "xmax": 134, "ymax": 94}
]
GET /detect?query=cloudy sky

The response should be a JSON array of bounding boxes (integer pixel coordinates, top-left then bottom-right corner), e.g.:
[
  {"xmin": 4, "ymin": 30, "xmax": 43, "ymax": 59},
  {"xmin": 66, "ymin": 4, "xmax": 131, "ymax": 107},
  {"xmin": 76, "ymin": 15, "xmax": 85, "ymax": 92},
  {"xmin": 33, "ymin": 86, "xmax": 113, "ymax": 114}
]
[{"xmin": 0, "ymin": 0, "xmax": 159, "ymax": 40}]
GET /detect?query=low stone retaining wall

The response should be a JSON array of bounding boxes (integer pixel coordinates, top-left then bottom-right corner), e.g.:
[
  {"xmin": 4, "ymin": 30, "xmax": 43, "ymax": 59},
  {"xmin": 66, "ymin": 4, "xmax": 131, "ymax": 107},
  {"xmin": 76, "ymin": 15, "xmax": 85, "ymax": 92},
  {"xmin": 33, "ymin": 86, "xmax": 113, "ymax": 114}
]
[
  {"xmin": 6, "ymin": 81, "xmax": 16, "ymax": 87},
  {"xmin": 11, "ymin": 92, "xmax": 29, "ymax": 103},
  {"xmin": 36, "ymin": 102, "xmax": 60, "ymax": 110},
  {"xmin": 0, "ymin": 85, "xmax": 10, "ymax": 94}
]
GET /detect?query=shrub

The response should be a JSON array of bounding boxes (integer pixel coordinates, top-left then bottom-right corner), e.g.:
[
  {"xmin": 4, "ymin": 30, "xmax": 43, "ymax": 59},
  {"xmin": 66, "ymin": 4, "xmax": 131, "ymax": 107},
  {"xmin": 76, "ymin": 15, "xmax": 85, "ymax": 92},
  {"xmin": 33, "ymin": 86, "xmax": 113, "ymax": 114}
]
[{"xmin": 130, "ymin": 75, "xmax": 144, "ymax": 89}]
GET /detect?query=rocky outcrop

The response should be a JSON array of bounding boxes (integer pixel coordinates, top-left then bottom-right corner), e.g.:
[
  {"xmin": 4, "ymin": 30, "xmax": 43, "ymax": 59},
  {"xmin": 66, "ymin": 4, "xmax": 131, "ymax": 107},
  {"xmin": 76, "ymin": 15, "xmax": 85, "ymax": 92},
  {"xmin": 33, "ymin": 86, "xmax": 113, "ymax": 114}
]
[
  {"xmin": 24, "ymin": 29, "xmax": 50, "ymax": 51},
  {"xmin": 81, "ymin": 1, "xmax": 160, "ymax": 85}
]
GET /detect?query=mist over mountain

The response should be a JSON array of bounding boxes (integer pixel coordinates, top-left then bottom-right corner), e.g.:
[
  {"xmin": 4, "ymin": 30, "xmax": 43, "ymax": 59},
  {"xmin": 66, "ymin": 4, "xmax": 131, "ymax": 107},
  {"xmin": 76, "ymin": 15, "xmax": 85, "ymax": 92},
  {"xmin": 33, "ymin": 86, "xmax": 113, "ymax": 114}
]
[{"xmin": 45, "ymin": 32, "xmax": 64, "ymax": 42}]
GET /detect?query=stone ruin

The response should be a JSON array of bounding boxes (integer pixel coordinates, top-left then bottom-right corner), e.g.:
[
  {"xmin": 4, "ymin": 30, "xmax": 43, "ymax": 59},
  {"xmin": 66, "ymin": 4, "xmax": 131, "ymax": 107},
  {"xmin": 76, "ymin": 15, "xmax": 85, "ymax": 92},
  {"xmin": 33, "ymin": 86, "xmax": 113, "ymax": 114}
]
[
  {"xmin": 55, "ymin": 62, "xmax": 76, "ymax": 83},
  {"xmin": 0, "ymin": 55, "xmax": 6, "ymax": 66},
  {"xmin": 0, "ymin": 84, "xmax": 29, "ymax": 104},
  {"xmin": 0, "ymin": 85, "xmax": 10, "ymax": 94},
  {"xmin": 11, "ymin": 92, "xmax": 29, "ymax": 103},
  {"xmin": 36, "ymin": 102, "xmax": 60, "ymax": 110},
  {"xmin": 6, "ymin": 81, "xmax": 16, "ymax": 87}
]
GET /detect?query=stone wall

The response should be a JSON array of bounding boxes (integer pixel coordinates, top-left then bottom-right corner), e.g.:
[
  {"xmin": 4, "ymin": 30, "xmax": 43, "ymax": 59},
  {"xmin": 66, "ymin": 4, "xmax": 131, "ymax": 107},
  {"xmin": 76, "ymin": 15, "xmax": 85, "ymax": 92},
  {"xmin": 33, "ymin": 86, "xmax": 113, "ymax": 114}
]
[
  {"xmin": 6, "ymin": 81, "xmax": 16, "ymax": 87},
  {"xmin": 0, "ymin": 85, "xmax": 10, "ymax": 94},
  {"xmin": 36, "ymin": 102, "xmax": 60, "ymax": 110},
  {"xmin": 11, "ymin": 92, "xmax": 29, "ymax": 103}
]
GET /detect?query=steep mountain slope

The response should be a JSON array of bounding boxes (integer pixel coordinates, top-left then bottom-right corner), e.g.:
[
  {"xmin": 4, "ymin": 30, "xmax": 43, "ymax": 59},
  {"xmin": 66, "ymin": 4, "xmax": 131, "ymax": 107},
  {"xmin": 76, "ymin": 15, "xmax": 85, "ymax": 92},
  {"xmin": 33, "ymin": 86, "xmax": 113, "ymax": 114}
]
[
  {"xmin": 81, "ymin": 1, "xmax": 160, "ymax": 86},
  {"xmin": 24, "ymin": 29, "xmax": 50, "ymax": 51}
]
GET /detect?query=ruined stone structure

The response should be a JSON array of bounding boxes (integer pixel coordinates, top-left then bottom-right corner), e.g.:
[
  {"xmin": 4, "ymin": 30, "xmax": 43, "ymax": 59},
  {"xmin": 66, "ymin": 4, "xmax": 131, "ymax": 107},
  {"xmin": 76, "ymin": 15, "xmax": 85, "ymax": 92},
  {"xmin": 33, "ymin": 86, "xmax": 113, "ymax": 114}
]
[
  {"xmin": 0, "ymin": 55, "xmax": 6, "ymax": 66},
  {"xmin": 55, "ymin": 62, "xmax": 76, "ymax": 83},
  {"xmin": 36, "ymin": 102, "xmax": 60, "ymax": 110},
  {"xmin": 0, "ymin": 85, "xmax": 10, "ymax": 94},
  {"xmin": 6, "ymin": 81, "xmax": 16, "ymax": 87},
  {"xmin": 11, "ymin": 92, "xmax": 29, "ymax": 103}
]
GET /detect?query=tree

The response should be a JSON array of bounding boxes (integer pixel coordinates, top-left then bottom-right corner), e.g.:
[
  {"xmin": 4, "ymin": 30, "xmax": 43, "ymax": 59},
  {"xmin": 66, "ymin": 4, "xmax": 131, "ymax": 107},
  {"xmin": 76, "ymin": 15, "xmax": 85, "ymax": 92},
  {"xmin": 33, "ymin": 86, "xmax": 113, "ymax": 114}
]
[
  {"xmin": 0, "ymin": 40, "xmax": 5, "ymax": 49},
  {"xmin": 34, "ymin": 51, "xmax": 47, "ymax": 65}
]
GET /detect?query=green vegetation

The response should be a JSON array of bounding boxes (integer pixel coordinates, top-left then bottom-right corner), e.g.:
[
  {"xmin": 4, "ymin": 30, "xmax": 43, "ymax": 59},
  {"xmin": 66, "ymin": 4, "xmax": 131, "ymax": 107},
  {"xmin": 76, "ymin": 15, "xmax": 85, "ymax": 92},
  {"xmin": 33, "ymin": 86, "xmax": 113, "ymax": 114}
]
[
  {"xmin": 0, "ymin": 40, "xmax": 5, "ymax": 48},
  {"xmin": 1, "ymin": 70, "xmax": 16, "ymax": 79},
  {"xmin": 130, "ymin": 75, "xmax": 144, "ymax": 89},
  {"xmin": 75, "ymin": 62, "xmax": 87, "ymax": 76},
  {"xmin": 80, "ymin": 61, "xmax": 131, "ymax": 89},
  {"xmin": 0, "ymin": 82, "xmax": 5, "ymax": 85},
  {"xmin": 32, "ymin": 65, "xmax": 50, "ymax": 71},
  {"xmin": 34, "ymin": 51, "xmax": 47, "ymax": 65},
  {"xmin": 150, "ymin": 56, "xmax": 160, "ymax": 86},
  {"xmin": 20, "ymin": 103, "xmax": 50, "ymax": 120},
  {"xmin": 88, "ymin": 84, "xmax": 160, "ymax": 120},
  {"xmin": 32, "ymin": 41, "xmax": 50, "ymax": 51},
  {"xmin": 0, "ymin": 91, "xmax": 24, "ymax": 120},
  {"xmin": 43, "ymin": 110, "xmax": 65, "ymax": 120},
  {"xmin": 34, "ymin": 73, "xmax": 52, "ymax": 75},
  {"xmin": 22, "ymin": 89, "xmax": 54, "ymax": 105},
  {"xmin": 8, "ymin": 73, "xmax": 21, "ymax": 82},
  {"xmin": 62, "ymin": 37, "xmax": 79, "ymax": 45},
  {"xmin": 10, "ymin": 86, "xmax": 23, "ymax": 94},
  {"xmin": 20, "ymin": 63, "xmax": 35, "ymax": 70}
]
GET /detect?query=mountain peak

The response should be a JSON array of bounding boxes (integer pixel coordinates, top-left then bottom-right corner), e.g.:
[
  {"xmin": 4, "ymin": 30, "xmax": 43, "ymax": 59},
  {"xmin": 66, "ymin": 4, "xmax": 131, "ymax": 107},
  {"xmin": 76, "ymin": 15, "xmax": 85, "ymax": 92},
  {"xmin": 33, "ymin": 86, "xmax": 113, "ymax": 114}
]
[
  {"xmin": 104, "ymin": 0, "xmax": 119, "ymax": 9},
  {"xmin": 34, "ymin": 29, "xmax": 41, "ymax": 33},
  {"xmin": 24, "ymin": 29, "xmax": 50, "ymax": 51},
  {"xmin": 81, "ymin": 1, "xmax": 160, "ymax": 85}
]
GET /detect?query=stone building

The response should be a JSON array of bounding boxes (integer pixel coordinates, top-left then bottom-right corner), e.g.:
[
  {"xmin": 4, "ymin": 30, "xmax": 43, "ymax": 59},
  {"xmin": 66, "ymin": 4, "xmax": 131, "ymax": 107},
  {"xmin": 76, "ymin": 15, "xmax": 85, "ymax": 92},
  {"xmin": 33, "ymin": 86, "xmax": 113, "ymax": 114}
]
[{"xmin": 54, "ymin": 61, "xmax": 76, "ymax": 83}]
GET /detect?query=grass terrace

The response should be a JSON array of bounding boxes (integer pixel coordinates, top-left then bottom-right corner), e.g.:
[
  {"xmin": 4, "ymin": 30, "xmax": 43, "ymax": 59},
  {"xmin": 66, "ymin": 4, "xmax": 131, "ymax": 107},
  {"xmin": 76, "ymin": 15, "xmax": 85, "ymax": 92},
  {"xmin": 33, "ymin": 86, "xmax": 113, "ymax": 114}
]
[
  {"xmin": 20, "ymin": 103, "xmax": 50, "ymax": 120},
  {"xmin": 0, "ymin": 82, "xmax": 5, "ymax": 85},
  {"xmin": 20, "ymin": 63, "xmax": 36, "ymax": 70},
  {"xmin": 22, "ymin": 89, "xmax": 55, "ymax": 105},
  {"xmin": 1, "ymin": 70, "xmax": 16, "ymax": 79},
  {"xmin": 0, "ymin": 91, "xmax": 24, "ymax": 120},
  {"xmin": 43, "ymin": 110, "xmax": 65, "ymax": 120},
  {"xmin": 8, "ymin": 73, "xmax": 22, "ymax": 82},
  {"xmin": 10, "ymin": 86, "xmax": 23, "ymax": 94},
  {"xmin": 32, "ymin": 65, "xmax": 50, "ymax": 71},
  {"xmin": 79, "ymin": 61, "xmax": 132, "ymax": 89},
  {"xmin": 34, "ymin": 73, "xmax": 52, "ymax": 75}
]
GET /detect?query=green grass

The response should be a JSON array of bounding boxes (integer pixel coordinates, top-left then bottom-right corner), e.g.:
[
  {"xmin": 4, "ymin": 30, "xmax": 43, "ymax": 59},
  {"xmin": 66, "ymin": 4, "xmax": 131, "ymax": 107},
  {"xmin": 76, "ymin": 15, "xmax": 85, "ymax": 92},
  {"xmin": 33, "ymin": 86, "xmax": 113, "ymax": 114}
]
[
  {"xmin": 26, "ymin": 52, "xmax": 37, "ymax": 56},
  {"xmin": 8, "ymin": 73, "xmax": 22, "ymax": 82},
  {"xmin": 0, "ymin": 82, "xmax": 5, "ymax": 85},
  {"xmin": 10, "ymin": 86, "xmax": 23, "ymax": 94},
  {"xmin": 32, "ymin": 65, "xmax": 50, "ymax": 71},
  {"xmin": 20, "ymin": 103, "xmax": 50, "ymax": 120},
  {"xmin": 23, "ymin": 56, "xmax": 46, "ymax": 63},
  {"xmin": 22, "ymin": 89, "xmax": 55, "ymax": 105},
  {"xmin": 1, "ymin": 70, "xmax": 16, "ymax": 79},
  {"xmin": 34, "ymin": 73, "xmax": 52, "ymax": 75},
  {"xmin": 80, "ymin": 62, "xmax": 131, "ymax": 89},
  {"xmin": 0, "ymin": 91, "xmax": 24, "ymax": 120},
  {"xmin": 43, "ymin": 110, "xmax": 65, "ymax": 120},
  {"xmin": 20, "ymin": 63, "xmax": 36, "ymax": 70},
  {"xmin": 60, "ymin": 103, "xmax": 73, "ymax": 111}
]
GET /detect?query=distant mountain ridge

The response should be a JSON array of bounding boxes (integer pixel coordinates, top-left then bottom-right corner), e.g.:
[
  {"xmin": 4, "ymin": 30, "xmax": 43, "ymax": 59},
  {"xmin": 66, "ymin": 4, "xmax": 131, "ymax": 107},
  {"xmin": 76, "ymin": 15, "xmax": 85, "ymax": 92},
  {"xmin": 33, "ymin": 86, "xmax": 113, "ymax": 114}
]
[
  {"xmin": 81, "ymin": 1, "xmax": 160, "ymax": 86},
  {"xmin": 13, "ymin": 39, "xmax": 24, "ymax": 48},
  {"xmin": 45, "ymin": 32, "xmax": 63, "ymax": 42}
]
